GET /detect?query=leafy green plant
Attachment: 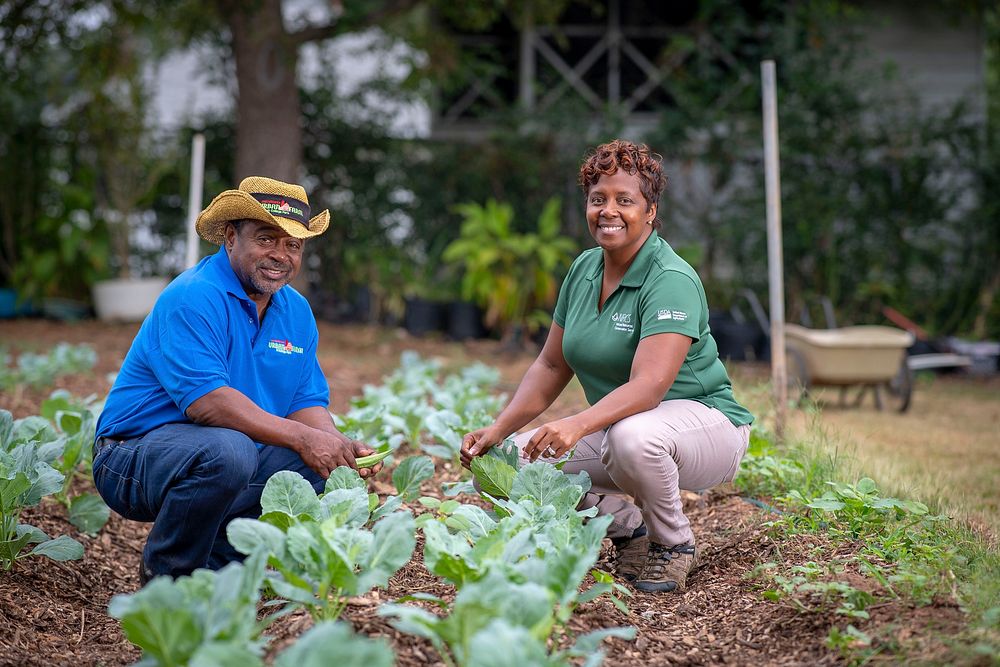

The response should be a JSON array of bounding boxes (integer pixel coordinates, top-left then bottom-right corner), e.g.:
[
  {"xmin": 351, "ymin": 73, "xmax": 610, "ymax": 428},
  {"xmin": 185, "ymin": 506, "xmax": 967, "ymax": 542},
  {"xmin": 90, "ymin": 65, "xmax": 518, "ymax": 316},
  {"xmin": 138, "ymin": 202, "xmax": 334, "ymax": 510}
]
[
  {"xmin": 335, "ymin": 352, "xmax": 504, "ymax": 460},
  {"xmin": 0, "ymin": 343, "xmax": 97, "ymax": 391},
  {"xmin": 387, "ymin": 460, "xmax": 634, "ymax": 667},
  {"xmin": 108, "ymin": 550, "xmax": 272, "ymax": 666},
  {"xmin": 39, "ymin": 391, "xmax": 109, "ymax": 534},
  {"xmin": 442, "ymin": 198, "xmax": 576, "ymax": 344},
  {"xmin": 0, "ymin": 410, "xmax": 84, "ymax": 571},
  {"xmin": 226, "ymin": 457, "xmax": 434, "ymax": 621}
]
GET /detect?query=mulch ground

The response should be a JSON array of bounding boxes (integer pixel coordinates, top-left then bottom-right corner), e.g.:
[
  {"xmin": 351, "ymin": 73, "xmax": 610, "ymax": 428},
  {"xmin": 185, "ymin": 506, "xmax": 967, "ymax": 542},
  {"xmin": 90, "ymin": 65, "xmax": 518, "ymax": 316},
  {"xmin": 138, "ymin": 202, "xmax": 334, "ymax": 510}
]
[{"xmin": 0, "ymin": 320, "xmax": 974, "ymax": 666}]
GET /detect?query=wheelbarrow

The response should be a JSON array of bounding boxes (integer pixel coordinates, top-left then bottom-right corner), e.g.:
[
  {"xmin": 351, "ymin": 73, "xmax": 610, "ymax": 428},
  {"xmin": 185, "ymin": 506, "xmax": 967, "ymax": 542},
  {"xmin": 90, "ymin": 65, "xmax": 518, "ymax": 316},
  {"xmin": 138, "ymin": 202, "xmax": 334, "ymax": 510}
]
[{"xmin": 784, "ymin": 323, "xmax": 916, "ymax": 412}]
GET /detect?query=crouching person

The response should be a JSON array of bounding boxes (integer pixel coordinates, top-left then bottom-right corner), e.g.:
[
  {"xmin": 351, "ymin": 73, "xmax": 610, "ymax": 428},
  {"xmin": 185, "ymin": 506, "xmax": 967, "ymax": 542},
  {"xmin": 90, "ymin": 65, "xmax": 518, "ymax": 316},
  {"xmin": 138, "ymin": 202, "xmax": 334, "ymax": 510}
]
[
  {"xmin": 461, "ymin": 141, "xmax": 753, "ymax": 593},
  {"xmin": 93, "ymin": 176, "xmax": 381, "ymax": 584}
]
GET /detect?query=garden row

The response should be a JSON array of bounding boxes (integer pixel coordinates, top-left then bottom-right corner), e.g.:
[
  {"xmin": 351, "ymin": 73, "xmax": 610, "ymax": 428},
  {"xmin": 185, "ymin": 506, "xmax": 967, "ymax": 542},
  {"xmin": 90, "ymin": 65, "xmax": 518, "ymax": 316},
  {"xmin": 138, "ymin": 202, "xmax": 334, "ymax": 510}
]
[{"xmin": 3, "ymin": 344, "xmax": 998, "ymax": 664}]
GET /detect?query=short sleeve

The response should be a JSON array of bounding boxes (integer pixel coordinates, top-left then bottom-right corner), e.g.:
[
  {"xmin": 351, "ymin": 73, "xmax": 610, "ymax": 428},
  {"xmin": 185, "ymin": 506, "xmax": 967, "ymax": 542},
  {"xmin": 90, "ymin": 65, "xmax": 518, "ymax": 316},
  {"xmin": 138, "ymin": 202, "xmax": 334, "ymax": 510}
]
[
  {"xmin": 151, "ymin": 304, "xmax": 231, "ymax": 413},
  {"xmin": 288, "ymin": 328, "xmax": 330, "ymax": 414},
  {"xmin": 638, "ymin": 270, "xmax": 703, "ymax": 341}
]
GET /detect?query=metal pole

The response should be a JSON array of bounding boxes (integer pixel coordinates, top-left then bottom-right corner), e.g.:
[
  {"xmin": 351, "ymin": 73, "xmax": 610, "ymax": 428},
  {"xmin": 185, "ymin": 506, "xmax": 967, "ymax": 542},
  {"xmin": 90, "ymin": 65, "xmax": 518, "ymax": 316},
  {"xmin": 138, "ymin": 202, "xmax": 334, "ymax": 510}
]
[
  {"xmin": 185, "ymin": 133, "xmax": 206, "ymax": 269},
  {"xmin": 761, "ymin": 60, "xmax": 787, "ymax": 440},
  {"xmin": 519, "ymin": 4, "xmax": 536, "ymax": 110}
]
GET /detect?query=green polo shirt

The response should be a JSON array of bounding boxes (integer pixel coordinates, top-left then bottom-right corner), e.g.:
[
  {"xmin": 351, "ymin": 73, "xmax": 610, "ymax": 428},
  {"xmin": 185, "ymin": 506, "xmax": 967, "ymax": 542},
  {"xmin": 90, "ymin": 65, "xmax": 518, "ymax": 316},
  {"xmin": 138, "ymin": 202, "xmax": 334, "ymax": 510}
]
[{"xmin": 553, "ymin": 232, "xmax": 753, "ymax": 427}]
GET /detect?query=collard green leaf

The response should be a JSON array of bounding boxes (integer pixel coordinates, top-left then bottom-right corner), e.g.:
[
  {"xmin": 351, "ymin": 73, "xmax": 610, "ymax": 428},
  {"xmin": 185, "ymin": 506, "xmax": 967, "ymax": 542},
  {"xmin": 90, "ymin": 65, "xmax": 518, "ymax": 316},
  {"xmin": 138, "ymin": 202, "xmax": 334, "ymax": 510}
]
[
  {"xmin": 369, "ymin": 494, "xmax": 403, "ymax": 524},
  {"xmin": 68, "ymin": 492, "xmax": 110, "ymax": 535},
  {"xmin": 15, "ymin": 523, "xmax": 48, "ymax": 543},
  {"xmin": 470, "ymin": 456, "xmax": 516, "ymax": 500},
  {"xmin": 0, "ymin": 471, "xmax": 31, "ymax": 512},
  {"xmin": 355, "ymin": 511, "xmax": 416, "ymax": 593},
  {"xmin": 421, "ymin": 521, "xmax": 475, "ymax": 586},
  {"xmin": 449, "ymin": 504, "xmax": 497, "ymax": 540},
  {"xmin": 466, "ymin": 619, "xmax": 560, "ymax": 667},
  {"xmin": 10, "ymin": 416, "xmax": 57, "ymax": 448},
  {"xmin": 441, "ymin": 479, "xmax": 477, "ymax": 497},
  {"xmin": 392, "ymin": 456, "xmax": 435, "ymax": 501},
  {"xmin": 29, "ymin": 534, "xmax": 84, "ymax": 561},
  {"xmin": 261, "ymin": 471, "xmax": 322, "ymax": 519},
  {"xmin": 510, "ymin": 462, "xmax": 583, "ymax": 513},
  {"xmin": 190, "ymin": 641, "xmax": 265, "ymax": 667},
  {"xmin": 227, "ymin": 518, "xmax": 287, "ymax": 557},
  {"xmin": 319, "ymin": 487, "xmax": 371, "ymax": 527},
  {"xmin": 324, "ymin": 467, "xmax": 366, "ymax": 494},
  {"xmin": 109, "ymin": 578, "xmax": 204, "ymax": 665},
  {"xmin": 0, "ymin": 410, "xmax": 13, "ymax": 449},
  {"xmin": 0, "ymin": 532, "xmax": 34, "ymax": 566},
  {"xmin": 273, "ymin": 621, "xmax": 395, "ymax": 667},
  {"xmin": 570, "ymin": 626, "xmax": 637, "ymax": 667},
  {"xmin": 23, "ymin": 461, "xmax": 65, "ymax": 506}
]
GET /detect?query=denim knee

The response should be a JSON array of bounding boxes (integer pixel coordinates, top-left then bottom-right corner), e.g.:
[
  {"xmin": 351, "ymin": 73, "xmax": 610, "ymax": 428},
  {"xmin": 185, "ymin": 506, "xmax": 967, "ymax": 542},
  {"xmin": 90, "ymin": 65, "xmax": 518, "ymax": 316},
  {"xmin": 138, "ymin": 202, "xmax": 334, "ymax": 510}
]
[{"xmin": 197, "ymin": 428, "xmax": 258, "ymax": 493}]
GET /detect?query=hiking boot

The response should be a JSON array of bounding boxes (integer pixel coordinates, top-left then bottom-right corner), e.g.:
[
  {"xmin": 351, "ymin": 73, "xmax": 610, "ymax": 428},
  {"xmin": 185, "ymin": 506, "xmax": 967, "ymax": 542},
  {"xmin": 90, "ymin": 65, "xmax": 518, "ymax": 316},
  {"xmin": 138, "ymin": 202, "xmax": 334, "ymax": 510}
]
[
  {"xmin": 611, "ymin": 532, "xmax": 649, "ymax": 582},
  {"xmin": 634, "ymin": 542, "xmax": 698, "ymax": 593}
]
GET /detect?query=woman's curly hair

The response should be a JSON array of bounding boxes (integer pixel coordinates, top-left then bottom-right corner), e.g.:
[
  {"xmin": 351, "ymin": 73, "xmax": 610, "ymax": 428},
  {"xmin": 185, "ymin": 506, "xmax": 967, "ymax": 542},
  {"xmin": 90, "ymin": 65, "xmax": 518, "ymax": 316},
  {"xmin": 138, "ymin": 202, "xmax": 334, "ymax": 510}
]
[{"xmin": 578, "ymin": 140, "xmax": 667, "ymax": 217}]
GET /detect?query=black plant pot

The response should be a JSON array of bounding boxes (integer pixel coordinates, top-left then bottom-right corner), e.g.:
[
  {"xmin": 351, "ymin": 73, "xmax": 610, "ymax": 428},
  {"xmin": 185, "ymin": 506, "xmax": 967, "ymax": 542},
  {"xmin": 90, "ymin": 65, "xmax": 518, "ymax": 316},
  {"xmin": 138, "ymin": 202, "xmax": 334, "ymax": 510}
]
[
  {"xmin": 711, "ymin": 314, "xmax": 765, "ymax": 362},
  {"xmin": 404, "ymin": 297, "xmax": 446, "ymax": 337},
  {"xmin": 446, "ymin": 301, "xmax": 486, "ymax": 341}
]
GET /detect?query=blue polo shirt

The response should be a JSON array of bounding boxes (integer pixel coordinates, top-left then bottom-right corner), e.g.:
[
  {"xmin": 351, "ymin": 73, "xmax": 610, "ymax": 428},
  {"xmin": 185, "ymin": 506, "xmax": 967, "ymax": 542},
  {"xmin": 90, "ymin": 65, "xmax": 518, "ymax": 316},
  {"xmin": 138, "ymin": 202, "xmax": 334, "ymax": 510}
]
[{"xmin": 96, "ymin": 246, "xmax": 330, "ymax": 440}]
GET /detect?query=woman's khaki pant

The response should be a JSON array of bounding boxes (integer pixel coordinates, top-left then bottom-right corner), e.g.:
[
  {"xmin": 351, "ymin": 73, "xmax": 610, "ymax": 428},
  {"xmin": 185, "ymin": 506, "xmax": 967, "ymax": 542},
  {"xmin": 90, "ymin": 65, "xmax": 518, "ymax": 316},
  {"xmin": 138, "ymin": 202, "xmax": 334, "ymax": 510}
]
[{"xmin": 513, "ymin": 399, "xmax": 751, "ymax": 547}]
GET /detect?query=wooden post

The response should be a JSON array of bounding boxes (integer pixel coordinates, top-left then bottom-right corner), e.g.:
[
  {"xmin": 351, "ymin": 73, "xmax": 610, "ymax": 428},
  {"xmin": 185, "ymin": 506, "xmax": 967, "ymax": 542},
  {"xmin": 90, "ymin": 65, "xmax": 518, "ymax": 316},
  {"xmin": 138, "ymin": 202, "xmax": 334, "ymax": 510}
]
[
  {"xmin": 761, "ymin": 60, "xmax": 787, "ymax": 440},
  {"xmin": 185, "ymin": 133, "xmax": 206, "ymax": 269},
  {"xmin": 519, "ymin": 4, "xmax": 536, "ymax": 110}
]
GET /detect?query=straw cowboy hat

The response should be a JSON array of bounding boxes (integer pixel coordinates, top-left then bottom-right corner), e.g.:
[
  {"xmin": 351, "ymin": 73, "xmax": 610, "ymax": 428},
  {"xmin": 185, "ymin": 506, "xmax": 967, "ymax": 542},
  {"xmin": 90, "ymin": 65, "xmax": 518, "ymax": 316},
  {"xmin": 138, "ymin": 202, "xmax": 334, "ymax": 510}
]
[{"xmin": 196, "ymin": 176, "xmax": 330, "ymax": 245}]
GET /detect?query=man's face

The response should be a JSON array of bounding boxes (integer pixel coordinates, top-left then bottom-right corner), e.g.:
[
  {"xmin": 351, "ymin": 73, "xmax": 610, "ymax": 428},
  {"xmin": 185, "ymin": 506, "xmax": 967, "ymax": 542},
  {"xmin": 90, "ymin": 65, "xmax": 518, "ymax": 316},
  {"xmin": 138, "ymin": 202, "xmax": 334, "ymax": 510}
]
[{"xmin": 225, "ymin": 219, "xmax": 304, "ymax": 298}]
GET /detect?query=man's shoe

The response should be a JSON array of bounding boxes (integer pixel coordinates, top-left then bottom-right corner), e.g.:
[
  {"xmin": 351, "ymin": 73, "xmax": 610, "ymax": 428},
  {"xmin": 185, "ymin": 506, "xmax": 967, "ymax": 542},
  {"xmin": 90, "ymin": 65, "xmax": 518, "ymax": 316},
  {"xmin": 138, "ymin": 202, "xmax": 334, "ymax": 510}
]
[
  {"xmin": 634, "ymin": 542, "xmax": 698, "ymax": 593},
  {"xmin": 611, "ymin": 532, "xmax": 649, "ymax": 582},
  {"xmin": 138, "ymin": 556, "xmax": 153, "ymax": 587}
]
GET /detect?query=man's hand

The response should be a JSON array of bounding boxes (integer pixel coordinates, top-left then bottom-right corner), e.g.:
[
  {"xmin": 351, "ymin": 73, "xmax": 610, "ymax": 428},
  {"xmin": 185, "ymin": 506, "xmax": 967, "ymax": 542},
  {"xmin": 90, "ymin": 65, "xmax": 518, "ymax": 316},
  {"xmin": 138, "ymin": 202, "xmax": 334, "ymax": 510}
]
[
  {"xmin": 298, "ymin": 431, "xmax": 378, "ymax": 479},
  {"xmin": 350, "ymin": 439, "xmax": 383, "ymax": 479},
  {"xmin": 460, "ymin": 426, "xmax": 503, "ymax": 469},
  {"xmin": 521, "ymin": 416, "xmax": 586, "ymax": 463}
]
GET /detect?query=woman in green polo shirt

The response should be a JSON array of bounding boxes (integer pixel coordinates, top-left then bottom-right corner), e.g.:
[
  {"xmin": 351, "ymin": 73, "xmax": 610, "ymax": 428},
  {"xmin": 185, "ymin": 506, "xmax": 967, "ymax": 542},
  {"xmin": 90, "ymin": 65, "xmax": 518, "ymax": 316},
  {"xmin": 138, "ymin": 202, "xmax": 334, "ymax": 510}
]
[{"xmin": 461, "ymin": 139, "xmax": 753, "ymax": 594}]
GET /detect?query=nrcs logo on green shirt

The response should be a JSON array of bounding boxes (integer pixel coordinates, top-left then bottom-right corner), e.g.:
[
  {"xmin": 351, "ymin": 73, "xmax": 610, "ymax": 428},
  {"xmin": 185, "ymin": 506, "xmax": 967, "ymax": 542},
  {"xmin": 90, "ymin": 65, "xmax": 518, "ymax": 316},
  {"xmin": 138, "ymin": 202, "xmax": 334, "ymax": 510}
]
[{"xmin": 611, "ymin": 312, "xmax": 634, "ymax": 334}]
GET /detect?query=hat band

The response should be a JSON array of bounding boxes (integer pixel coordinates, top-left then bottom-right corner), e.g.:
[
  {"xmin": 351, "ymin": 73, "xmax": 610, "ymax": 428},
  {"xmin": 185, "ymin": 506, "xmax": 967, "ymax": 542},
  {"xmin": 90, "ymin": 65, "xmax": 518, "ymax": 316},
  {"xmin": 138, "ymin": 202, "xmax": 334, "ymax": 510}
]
[{"xmin": 250, "ymin": 193, "xmax": 311, "ymax": 227}]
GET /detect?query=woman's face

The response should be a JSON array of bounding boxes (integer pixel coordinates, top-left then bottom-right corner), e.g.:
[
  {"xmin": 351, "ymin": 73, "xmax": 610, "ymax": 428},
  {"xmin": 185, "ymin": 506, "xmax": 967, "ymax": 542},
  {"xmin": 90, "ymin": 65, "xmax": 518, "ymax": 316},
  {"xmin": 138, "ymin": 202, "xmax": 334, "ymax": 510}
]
[{"xmin": 586, "ymin": 170, "xmax": 656, "ymax": 256}]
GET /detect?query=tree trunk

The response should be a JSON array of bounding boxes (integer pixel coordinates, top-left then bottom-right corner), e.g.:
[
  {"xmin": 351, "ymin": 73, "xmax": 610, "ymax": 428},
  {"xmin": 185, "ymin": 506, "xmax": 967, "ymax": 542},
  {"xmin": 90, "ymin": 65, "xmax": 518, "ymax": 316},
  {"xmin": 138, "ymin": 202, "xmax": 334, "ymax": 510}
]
[{"xmin": 227, "ymin": 0, "xmax": 302, "ymax": 182}]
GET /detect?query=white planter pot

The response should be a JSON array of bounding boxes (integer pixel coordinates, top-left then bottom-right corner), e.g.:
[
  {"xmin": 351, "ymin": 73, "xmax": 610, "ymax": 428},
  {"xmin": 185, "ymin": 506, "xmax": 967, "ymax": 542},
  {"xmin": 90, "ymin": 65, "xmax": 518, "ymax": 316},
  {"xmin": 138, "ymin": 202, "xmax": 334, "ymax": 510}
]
[{"xmin": 92, "ymin": 277, "xmax": 169, "ymax": 322}]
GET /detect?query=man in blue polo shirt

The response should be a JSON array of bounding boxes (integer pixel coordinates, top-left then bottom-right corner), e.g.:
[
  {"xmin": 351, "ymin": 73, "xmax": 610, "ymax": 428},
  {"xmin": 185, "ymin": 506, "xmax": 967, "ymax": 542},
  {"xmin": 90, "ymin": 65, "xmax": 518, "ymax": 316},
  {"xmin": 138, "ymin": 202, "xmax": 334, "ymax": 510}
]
[{"xmin": 93, "ymin": 176, "xmax": 380, "ymax": 583}]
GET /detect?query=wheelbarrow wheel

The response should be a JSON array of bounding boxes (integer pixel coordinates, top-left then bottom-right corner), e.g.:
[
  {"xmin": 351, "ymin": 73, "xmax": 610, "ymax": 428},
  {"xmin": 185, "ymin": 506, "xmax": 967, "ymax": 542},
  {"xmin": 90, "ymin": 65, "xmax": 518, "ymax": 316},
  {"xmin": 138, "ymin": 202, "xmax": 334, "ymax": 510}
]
[
  {"xmin": 884, "ymin": 360, "xmax": 913, "ymax": 413},
  {"xmin": 785, "ymin": 347, "xmax": 810, "ymax": 406}
]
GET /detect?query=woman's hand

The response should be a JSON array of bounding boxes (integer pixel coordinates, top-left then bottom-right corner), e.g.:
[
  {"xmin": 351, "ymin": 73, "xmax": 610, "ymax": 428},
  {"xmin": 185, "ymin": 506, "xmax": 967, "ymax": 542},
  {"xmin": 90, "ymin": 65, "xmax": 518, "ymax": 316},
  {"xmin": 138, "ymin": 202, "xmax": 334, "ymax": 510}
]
[
  {"xmin": 522, "ymin": 416, "xmax": 587, "ymax": 462},
  {"xmin": 460, "ymin": 426, "xmax": 504, "ymax": 469}
]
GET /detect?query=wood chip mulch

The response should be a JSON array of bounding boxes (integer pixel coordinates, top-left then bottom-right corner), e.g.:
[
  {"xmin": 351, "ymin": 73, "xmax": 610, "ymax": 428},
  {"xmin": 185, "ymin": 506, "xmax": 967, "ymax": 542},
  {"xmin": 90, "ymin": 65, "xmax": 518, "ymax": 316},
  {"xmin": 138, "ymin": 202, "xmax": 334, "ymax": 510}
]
[{"xmin": 0, "ymin": 320, "xmax": 974, "ymax": 666}]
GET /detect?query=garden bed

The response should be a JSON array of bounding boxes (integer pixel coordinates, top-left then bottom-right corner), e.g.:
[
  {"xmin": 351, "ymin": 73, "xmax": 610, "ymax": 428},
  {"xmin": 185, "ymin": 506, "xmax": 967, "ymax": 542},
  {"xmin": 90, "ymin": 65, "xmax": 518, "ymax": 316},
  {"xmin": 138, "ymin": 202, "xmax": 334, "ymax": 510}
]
[{"xmin": 0, "ymin": 320, "xmax": 987, "ymax": 666}]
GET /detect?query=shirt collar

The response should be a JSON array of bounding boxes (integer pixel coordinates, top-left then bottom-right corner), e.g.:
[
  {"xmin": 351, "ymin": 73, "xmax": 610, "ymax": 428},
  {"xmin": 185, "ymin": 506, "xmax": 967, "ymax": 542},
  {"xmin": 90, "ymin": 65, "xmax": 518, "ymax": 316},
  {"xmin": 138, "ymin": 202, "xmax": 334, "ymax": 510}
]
[
  {"xmin": 585, "ymin": 231, "xmax": 661, "ymax": 286},
  {"xmin": 208, "ymin": 246, "xmax": 287, "ymax": 313}
]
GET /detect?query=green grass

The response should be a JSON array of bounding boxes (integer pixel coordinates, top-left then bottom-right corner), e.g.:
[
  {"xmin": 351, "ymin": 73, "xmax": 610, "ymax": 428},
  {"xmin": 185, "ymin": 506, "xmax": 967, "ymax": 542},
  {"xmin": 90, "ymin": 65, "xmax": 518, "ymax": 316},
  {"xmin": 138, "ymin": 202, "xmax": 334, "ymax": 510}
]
[{"xmin": 733, "ymin": 419, "xmax": 1000, "ymax": 665}]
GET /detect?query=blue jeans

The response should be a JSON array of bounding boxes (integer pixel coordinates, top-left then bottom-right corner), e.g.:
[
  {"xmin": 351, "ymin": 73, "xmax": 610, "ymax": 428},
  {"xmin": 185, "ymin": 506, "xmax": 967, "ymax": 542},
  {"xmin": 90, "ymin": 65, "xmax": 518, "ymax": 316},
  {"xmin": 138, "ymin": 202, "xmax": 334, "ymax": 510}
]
[{"xmin": 92, "ymin": 423, "xmax": 324, "ymax": 578}]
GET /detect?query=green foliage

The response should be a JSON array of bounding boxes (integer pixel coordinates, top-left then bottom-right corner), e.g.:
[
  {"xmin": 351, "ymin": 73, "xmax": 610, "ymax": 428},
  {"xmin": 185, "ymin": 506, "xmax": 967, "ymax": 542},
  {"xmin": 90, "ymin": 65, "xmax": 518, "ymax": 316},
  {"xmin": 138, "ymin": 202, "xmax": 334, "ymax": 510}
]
[
  {"xmin": 386, "ymin": 460, "xmax": 633, "ymax": 667},
  {"xmin": 108, "ymin": 551, "xmax": 271, "ymax": 667},
  {"xmin": 738, "ymin": 428, "xmax": 1000, "ymax": 661},
  {"xmin": 0, "ymin": 344, "xmax": 97, "ymax": 391},
  {"xmin": 442, "ymin": 198, "xmax": 576, "ymax": 342},
  {"xmin": 0, "ymin": 410, "xmax": 85, "ymax": 572},
  {"xmin": 226, "ymin": 463, "xmax": 428, "ymax": 621},
  {"xmin": 334, "ymin": 351, "xmax": 504, "ymax": 460},
  {"xmin": 272, "ymin": 621, "xmax": 395, "ymax": 667}
]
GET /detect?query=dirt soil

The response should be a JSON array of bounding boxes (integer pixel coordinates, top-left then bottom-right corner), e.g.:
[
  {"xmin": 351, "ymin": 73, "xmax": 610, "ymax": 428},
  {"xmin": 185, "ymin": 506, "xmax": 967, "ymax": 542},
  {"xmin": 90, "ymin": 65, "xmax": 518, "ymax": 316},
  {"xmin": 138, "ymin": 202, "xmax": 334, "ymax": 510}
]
[{"xmin": 0, "ymin": 320, "xmax": 974, "ymax": 666}]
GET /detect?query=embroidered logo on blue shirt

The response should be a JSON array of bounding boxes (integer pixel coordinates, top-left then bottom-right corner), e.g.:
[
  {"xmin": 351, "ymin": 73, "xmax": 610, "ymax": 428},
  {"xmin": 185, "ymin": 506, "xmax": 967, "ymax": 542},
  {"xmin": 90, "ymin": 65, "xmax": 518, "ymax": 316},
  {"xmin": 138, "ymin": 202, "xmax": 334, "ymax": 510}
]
[{"xmin": 269, "ymin": 339, "xmax": 304, "ymax": 354}]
